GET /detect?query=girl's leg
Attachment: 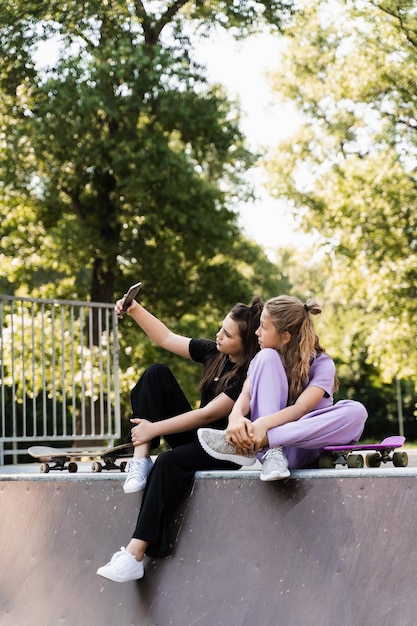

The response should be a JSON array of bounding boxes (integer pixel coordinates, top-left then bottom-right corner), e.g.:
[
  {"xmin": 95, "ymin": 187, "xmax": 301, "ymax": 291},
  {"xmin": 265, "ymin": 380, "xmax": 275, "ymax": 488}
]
[
  {"xmin": 249, "ymin": 349, "xmax": 288, "ymax": 420},
  {"xmin": 124, "ymin": 537, "xmax": 148, "ymax": 562},
  {"xmin": 97, "ymin": 443, "xmax": 239, "ymax": 581},
  {"xmin": 267, "ymin": 399, "xmax": 368, "ymax": 468},
  {"xmin": 130, "ymin": 362, "xmax": 194, "ymax": 452},
  {"xmin": 131, "ymin": 442, "xmax": 239, "ymax": 557},
  {"xmin": 196, "ymin": 349, "xmax": 288, "ymax": 465},
  {"xmin": 124, "ymin": 363, "xmax": 195, "ymax": 493}
]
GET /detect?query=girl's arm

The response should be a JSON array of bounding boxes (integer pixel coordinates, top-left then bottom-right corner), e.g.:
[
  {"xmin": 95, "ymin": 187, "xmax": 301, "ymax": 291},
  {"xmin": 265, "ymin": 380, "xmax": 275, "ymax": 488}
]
[
  {"xmin": 250, "ymin": 385, "xmax": 325, "ymax": 449},
  {"xmin": 116, "ymin": 298, "xmax": 192, "ymax": 359},
  {"xmin": 130, "ymin": 392, "xmax": 236, "ymax": 445}
]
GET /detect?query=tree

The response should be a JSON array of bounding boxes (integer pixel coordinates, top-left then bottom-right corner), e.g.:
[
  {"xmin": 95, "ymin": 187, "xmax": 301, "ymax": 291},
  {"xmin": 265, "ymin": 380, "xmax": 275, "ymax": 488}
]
[
  {"xmin": 0, "ymin": 0, "xmax": 294, "ymax": 312},
  {"xmin": 265, "ymin": 0, "xmax": 417, "ymax": 387},
  {"xmin": 1, "ymin": 1, "xmax": 297, "ymax": 436}
]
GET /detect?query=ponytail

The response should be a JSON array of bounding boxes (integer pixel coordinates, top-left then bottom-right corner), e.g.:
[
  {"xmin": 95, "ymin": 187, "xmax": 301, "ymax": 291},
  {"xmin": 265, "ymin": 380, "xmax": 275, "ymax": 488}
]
[{"xmin": 266, "ymin": 295, "xmax": 329, "ymax": 404}]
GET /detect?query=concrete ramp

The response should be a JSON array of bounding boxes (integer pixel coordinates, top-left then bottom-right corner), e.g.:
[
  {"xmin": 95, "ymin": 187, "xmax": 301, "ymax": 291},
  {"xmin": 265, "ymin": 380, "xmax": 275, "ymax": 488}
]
[{"xmin": 1, "ymin": 470, "xmax": 417, "ymax": 625}]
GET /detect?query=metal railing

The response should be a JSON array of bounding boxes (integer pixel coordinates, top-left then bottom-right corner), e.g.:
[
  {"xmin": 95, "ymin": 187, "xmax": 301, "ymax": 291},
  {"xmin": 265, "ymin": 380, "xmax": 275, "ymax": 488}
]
[{"xmin": 0, "ymin": 295, "xmax": 121, "ymax": 463}]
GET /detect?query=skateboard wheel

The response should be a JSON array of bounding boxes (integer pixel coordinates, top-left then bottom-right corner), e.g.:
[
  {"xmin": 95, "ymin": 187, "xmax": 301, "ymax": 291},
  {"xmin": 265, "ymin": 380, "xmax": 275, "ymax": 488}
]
[
  {"xmin": 366, "ymin": 452, "xmax": 381, "ymax": 468},
  {"xmin": 319, "ymin": 454, "xmax": 334, "ymax": 469},
  {"xmin": 40, "ymin": 462, "xmax": 50, "ymax": 474},
  {"xmin": 347, "ymin": 454, "xmax": 364, "ymax": 468},
  {"xmin": 91, "ymin": 461, "xmax": 103, "ymax": 473},
  {"xmin": 68, "ymin": 462, "xmax": 78, "ymax": 473},
  {"xmin": 393, "ymin": 451, "xmax": 408, "ymax": 467},
  {"xmin": 120, "ymin": 461, "xmax": 127, "ymax": 473}
]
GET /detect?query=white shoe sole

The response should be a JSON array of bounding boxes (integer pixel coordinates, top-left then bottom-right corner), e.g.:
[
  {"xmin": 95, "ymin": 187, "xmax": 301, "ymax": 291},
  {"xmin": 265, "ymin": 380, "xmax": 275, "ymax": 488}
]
[
  {"xmin": 260, "ymin": 469, "xmax": 290, "ymax": 481},
  {"xmin": 96, "ymin": 564, "xmax": 144, "ymax": 582},
  {"xmin": 123, "ymin": 481, "xmax": 146, "ymax": 494}
]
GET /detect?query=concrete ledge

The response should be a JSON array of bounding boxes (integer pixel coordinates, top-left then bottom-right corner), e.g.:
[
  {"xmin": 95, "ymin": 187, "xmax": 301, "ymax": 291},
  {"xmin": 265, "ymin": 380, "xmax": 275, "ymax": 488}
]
[
  {"xmin": 2, "ymin": 463, "xmax": 417, "ymax": 481},
  {"xmin": 196, "ymin": 465, "xmax": 417, "ymax": 479},
  {"xmin": 1, "ymin": 470, "xmax": 417, "ymax": 625}
]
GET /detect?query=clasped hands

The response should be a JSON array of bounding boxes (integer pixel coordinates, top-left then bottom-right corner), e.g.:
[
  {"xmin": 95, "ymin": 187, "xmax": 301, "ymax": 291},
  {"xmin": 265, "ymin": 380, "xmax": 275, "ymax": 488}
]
[{"xmin": 225, "ymin": 416, "xmax": 268, "ymax": 455}]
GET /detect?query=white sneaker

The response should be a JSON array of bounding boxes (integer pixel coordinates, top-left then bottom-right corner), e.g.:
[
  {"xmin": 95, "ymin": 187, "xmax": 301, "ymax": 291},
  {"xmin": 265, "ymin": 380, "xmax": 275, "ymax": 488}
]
[
  {"xmin": 260, "ymin": 447, "xmax": 290, "ymax": 481},
  {"xmin": 197, "ymin": 427, "xmax": 257, "ymax": 466},
  {"xmin": 123, "ymin": 457, "xmax": 153, "ymax": 494},
  {"xmin": 96, "ymin": 547, "xmax": 144, "ymax": 582}
]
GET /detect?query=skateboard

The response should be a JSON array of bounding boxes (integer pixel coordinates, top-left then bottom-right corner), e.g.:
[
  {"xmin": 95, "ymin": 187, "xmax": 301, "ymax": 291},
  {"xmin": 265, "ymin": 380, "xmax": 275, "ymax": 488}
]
[
  {"xmin": 28, "ymin": 443, "xmax": 134, "ymax": 474},
  {"xmin": 319, "ymin": 435, "xmax": 408, "ymax": 469},
  {"xmin": 90, "ymin": 443, "xmax": 134, "ymax": 473}
]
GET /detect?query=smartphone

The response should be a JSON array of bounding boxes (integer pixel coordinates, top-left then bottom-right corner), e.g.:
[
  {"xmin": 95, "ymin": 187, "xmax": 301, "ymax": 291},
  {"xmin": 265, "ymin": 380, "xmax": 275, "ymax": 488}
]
[{"xmin": 122, "ymin": 282, "xmax": 142, "ymax": 311}]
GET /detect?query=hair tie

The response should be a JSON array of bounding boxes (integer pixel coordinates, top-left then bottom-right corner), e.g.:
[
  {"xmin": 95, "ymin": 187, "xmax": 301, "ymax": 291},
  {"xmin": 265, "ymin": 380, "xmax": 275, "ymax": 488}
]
[{"xmin": 304, "ymin": 304, "xmax": 309, "ymax": 312}]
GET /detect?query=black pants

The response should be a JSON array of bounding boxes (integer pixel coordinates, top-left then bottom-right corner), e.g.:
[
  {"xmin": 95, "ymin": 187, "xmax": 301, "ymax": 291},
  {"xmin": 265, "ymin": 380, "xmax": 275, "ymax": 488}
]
[{"xmin": 129, "ymin": 363, "xmax": 239, "ymax": 557}]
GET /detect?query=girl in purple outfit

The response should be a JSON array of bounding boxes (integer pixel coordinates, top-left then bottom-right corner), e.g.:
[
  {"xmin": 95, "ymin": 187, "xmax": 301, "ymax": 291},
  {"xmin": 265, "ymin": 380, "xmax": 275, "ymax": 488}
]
[{"xmin": 198, "ymin": 295, "xmax": 368, "ymax": 480}]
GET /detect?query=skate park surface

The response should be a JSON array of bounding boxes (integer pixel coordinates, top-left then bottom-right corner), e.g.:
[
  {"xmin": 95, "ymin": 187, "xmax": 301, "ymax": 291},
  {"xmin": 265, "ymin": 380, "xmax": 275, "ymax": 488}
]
[{"xmin": 1, "ymin": 457, "xmax": 417, "ymax": 626}]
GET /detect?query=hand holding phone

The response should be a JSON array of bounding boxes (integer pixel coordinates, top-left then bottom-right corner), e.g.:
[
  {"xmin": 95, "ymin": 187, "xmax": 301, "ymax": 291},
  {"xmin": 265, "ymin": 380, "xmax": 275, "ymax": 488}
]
[{"xmin": 121, "ymin": 282, "xmax": 142, "ymax": 312}]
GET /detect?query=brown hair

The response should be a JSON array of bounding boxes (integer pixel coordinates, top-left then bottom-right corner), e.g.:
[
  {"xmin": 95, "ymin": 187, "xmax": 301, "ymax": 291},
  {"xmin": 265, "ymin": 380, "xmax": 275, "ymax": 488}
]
[
  {"xmin": 200, "ymin": 296, "xmax": 264, "ymax": 394},
  {"xmin": 265, "ymin": 295, "xmax": 338, "ymax": 405}
]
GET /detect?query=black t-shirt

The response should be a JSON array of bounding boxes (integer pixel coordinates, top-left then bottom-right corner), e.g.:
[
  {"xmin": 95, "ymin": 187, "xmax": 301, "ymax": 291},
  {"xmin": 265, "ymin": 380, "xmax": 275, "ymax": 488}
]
[{"xmin": 189, "ymin": 338, "xmax": 246, "ymax": 410}]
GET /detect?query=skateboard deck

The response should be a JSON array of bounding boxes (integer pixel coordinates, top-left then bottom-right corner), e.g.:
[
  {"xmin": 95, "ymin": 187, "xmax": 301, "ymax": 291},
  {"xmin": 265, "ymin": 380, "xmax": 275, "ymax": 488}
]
[
  {"xmin": 28, "ymin": 443, "xmax": 134, "ymax": 474},
  {"xmin": 319, "ymin": 435, "xmax": 408, "ymax": 469}
]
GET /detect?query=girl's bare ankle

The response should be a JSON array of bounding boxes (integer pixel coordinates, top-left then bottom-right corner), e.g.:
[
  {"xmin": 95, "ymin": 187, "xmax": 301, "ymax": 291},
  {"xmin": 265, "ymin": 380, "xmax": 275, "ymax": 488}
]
[{"xmin": 126, "ymin": 539, "xmax": 147, "ymax": 562}]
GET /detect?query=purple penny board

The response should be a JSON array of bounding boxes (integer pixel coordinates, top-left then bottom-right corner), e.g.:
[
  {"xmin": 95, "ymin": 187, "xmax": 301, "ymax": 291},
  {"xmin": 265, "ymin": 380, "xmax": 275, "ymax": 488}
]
[
  {"xmin": 324, "ymin": 435, "xmax": 405, "ymax": 453},
  {"xmin": 320, "ymin": 436, "xmax": 407, "ymax": 468}
]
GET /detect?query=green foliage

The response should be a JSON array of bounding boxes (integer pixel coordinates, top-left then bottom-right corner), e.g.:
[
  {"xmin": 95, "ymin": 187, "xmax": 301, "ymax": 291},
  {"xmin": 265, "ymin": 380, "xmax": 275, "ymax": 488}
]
[
  {"xmin": 0, "ymin": 2, "xmax": 296, "ymax": 438},
  {"xmin": 266, "ymin": 0, "xmax": 417, "ymax": 389},
  {"xmin": 336, "ymin": 356, "xmax": 417, "ymax": 441},
  {"xmin": 0, "ymin": 0, "xmax": 294, "ymax": 310},
  {"xmin": 3, "ymin": 0, "xmax": 415, "ymax": 444},
  {"xmin": 184, "ymin": 1, "xmax": 295, "ymax": 35}
]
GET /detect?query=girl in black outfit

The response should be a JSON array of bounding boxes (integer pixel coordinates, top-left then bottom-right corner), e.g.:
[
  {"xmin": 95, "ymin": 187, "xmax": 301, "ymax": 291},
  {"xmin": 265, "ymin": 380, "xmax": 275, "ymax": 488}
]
[{"xmin": 97, "ymin": 293, "xmax": 263, "ymax": 582}]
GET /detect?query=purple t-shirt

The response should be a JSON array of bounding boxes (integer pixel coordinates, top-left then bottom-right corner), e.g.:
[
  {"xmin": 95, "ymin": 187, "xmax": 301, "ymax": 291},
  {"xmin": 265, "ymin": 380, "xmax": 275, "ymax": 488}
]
[
  {"xmin": 304, "ymin": 352, "xmax": 336, "ymax": 410},
  {"xmin": 248, "ymin": 349, "xmax": 336, "ymax": 412}
]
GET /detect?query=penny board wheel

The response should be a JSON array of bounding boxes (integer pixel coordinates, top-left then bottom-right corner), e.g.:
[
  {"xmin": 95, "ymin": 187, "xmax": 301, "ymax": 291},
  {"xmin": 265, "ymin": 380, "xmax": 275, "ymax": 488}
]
[
  {"xmin": 319, "ymin": 454, "xmax": 334, "ymax": 469},
  {"xmin": 366, "ymin": 452, "xmax": 381, "ymax": 468},
  {"xmin": 40, "ymin": 462, "xmax": 50, "ymax": 473},
  {"xmin": 393, "ymin": 451, "xmax": 408, "ymax": 467},
  {"xmin": 347, "ymin": 454, "xmax": 364, "ymax": 468},
  {"xmin": 91, "ymin": 461, "xmax": 103, "ymax": 473}
]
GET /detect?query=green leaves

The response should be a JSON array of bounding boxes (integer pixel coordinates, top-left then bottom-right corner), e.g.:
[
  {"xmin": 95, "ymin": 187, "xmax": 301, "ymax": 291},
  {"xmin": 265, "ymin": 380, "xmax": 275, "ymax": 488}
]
[
  {"xmin": 1, "ymin": 1, "xmax": 290, "ymax": 423},
  {"xmin": 266, "ymin": 0, "xmax": 417, "ymax": 384}
]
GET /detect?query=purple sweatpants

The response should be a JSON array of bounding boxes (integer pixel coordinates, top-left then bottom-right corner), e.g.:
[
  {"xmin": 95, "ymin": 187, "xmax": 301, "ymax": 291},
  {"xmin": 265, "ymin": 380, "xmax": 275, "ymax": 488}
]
[{"xmin": 249, "ymin": 349, "xmax": 368, "ymax": 469}]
